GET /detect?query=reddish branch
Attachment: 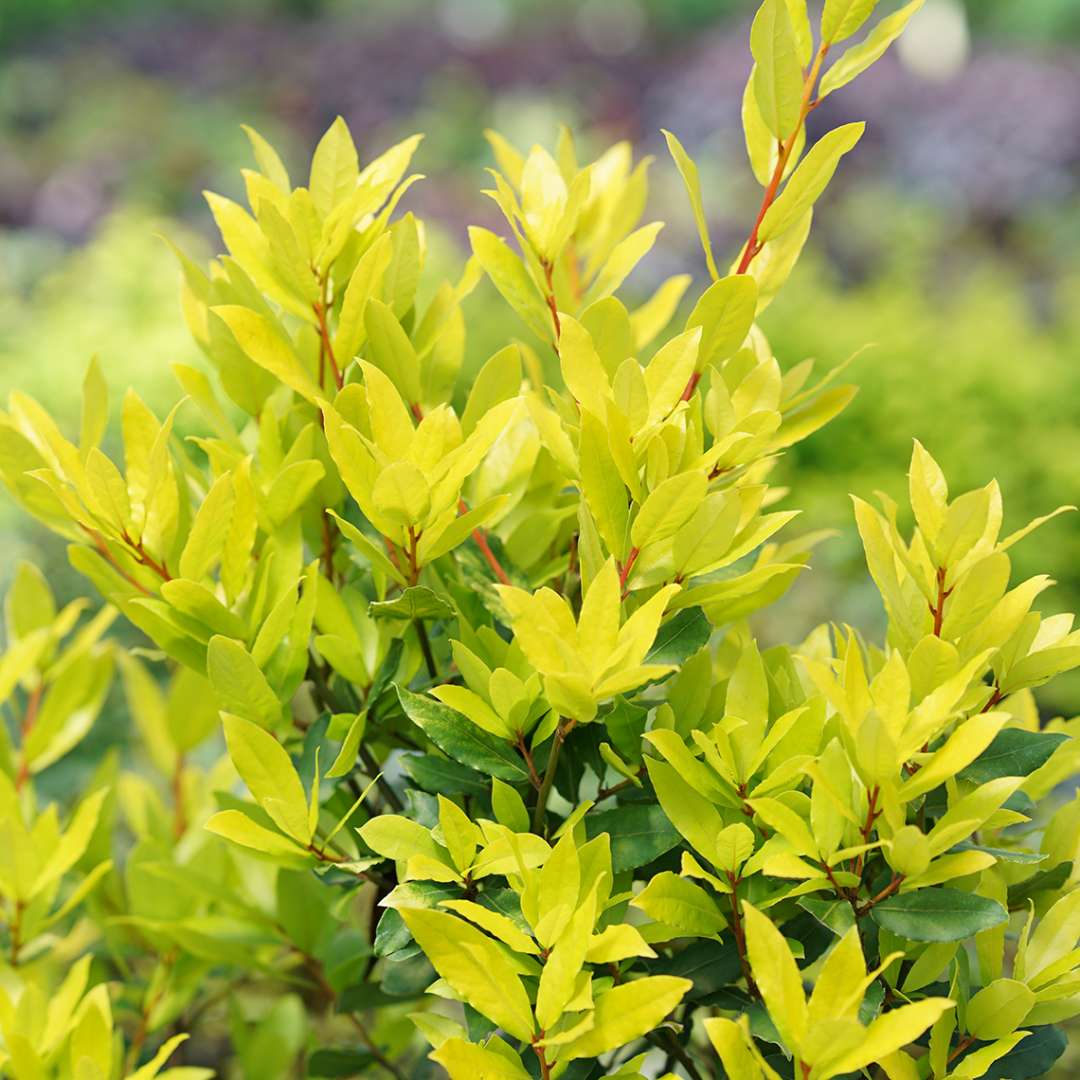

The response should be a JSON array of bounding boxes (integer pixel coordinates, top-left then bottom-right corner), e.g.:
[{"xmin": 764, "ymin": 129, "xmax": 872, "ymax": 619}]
[
  {"xmin": 618, "ymin": 547, "xmax": 640, "ymax": 594},
  {"xmin": 736, "ymin": 43, "xmax": 830, "ymax": 274},
  {"xmin": 14, "ymin": 683, "xmax": 43, "ymax": 792},
  {"xmin": 728, "ymin": 878, "xmax": 760, "ymax": 999},
  {"xmin": 929, "ymin": 565, "xmax": 953, "ymax": 637},
  {"xmin": 313, "ymin": 298, "xmax": 344, "ymax": 391},
  {"xmin": 679, "ymin": 43, "xmax": 830, "ymax": 403},
  {"xmin": 855, "ymin": 874, "xmax": 904, "ymax": 918},
  {"xmin": 457, "ymin": 498, "xmax": 511, "ymax": 585},
  {"xmin": 853, "ymin": 784, "xmax": 881, "ymax": 879},
  {"xmin": 80, "ymin": 524, "xmax": 155, "ymax": 594},
  {"xmin": 541, "ymin": 259, "xmax": 562, "ymax": 342}
]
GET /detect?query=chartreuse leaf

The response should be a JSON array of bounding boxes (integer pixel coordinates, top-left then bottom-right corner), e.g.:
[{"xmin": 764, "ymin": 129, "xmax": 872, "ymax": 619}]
[
  {"xmin": 966, "ymin": 979, "xmax": 1034, "ymax": 1040},
  {"xmin": 821, "ymin": 0, "xmax": 878, "ymax": 43},
  {"xmin": 632, "ymin": 872, "xmax": 726, "ymax": 937},
  {"xmin": 705, "ymin": 1015, "xmax": 782, "ymax": 1079},
  {"xmin": 758, "ymin": 123, "xmax": 865, "ymax": 242},
  {"xmin": 205, "ymin": 809, "xmax": 309, "ymax": 863},
  {"xmin": 400, "ymin": 908, "xmax": 535, "ymax": 1041},
  {"xmin": 430, "ymin": 1038, "xmax": 531, "ymax": 1080},
  {"xmin": 662, "ymin": 130, "xmax": 719, "ymax": 281},
  {"xmin": 558, "ymin": 976, "xmax": 691, "ymax": 1060},
  {"xmin": 469, "ymin": 226, "xmax": 550, "ymax": 341},
  {"xmin": 207, "ymin": 635, "xmax": 281, "ymax": 729},
  {"xmin": 80, "ymin": 355, "xmax": 108, "ymax": 453},
  {"xmin": 685, "ymin": 274, "xmax": 758, "ymax": 367},
  {"xmin": 750, "ymin": 0, "xmax": 804, "ymax": 140},
  {"xmin": 213, "ymin": 305, "xmax": 322, "ymax": 402},
  {"xmin": 309, "ymin": 115, "xmax": 359, "ymax": 216},
  {"xmin": 819, "ymin": 0, "xmax": 926, "ymax": 98},
  {"xmin": 222, "ymin": 713, "xmax": 311, "ymax": 844},
  {"xmin": 491, "ymin": 778, "xmax": 530, "ymax": 833},
  {"xmin": 742, "ymin": 902, "xmax": 807, "ymax": 1050}
]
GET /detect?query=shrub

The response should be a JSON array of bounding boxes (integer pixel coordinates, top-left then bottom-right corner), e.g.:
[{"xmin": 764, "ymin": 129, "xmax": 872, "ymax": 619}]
[{"xmin": 2, "ymin": 2, "xmax": 1080, "ymax": 1078}]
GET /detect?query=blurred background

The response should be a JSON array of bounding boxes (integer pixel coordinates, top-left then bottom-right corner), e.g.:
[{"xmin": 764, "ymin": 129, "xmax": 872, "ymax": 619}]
[{"xmin": 2, "ymin": 0, "xmax": 1080, "ymax": 710}]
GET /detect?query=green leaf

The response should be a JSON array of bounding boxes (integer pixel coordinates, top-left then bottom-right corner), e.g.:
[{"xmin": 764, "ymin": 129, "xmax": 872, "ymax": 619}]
[
  {"xmin": 644, "ymin": 608, "xmax": 711, "ymax": 667},
  {"xmin": 750, "ymin": 0, "xmax": 805, "ymax": 140},
  {"xmin": 958, "ymin": 729, "xmax": 1070, "ymax": 784},
  {"xmin": 213, "ymin": 305, "xmax": 322, "ymax": 402},
  {"xmin": 369, "ymin": 586, "xmax": 454, "ymax": 622},
  {"xmin": 978, "ymin": 1027, "xmax": 1066, "ymax": 1080},
  {"xmin": 966, "ymin": 979, "xmax": 1034, "ymax": 1040},
  {"xmin": 758, "ymin": 123, "xmax": 865, "ymax": 242},
  {"xmin": 309, "ymin": 115, "xmax": 359, "ymax": 217},
  {"xmin": 585, "ymin": 803, "xmax": 682, "ymax": 872},
  {"xmin": 205, "ymin": 810, "xmax": 308, "ymax": 863},
  {"xmin": 397, "ymin": 686, "xmax": 530, "ymax": 784},
  {"xmin": 430, "ymin": 1038, "xmax": 531, "ymax": 1080},
  {"xmin": 685, "ymin": 274, "xmax": 758, "ymax": 368},
  {"xmin": 207, "ymin": 635, "xmax": 281, "ymax": 728},
  {"xmin": 403, "ymin": 754, "xmax": 489, "ymax": 798},
  {"xmin": 662, "ymin": 130, "xmax": 719, "ymax": 281},
  {"xmin": 819, "ymin": 0, "xmax": 926, "ymax": 98},
  {"xmin": 632, "ymin": 872, "xmax": 726, "ymax": 936},
  {"xmin": 307, "ymin": 1049, "xmax": 377, "ymax": 1078},
  {"xmin": 821, "ymin": 0, "xmax": 877, "ymax": 43},
  {"xmin": 80, "ymin": 356, "xmax": 109, "ymax": 452},
  {"xmin": 223, "ymin": 713, "xmax": 311, "ymax": 844},
  {"xmin": 401, "ymin": 908, "xmax": 535, "ymax": 1041},
  {"xmin": 468, "ymin": 226, "xmax": 550, "ymax": 341},
  {"xmin": 871, "ymin": 887, "xmax": 1008, "ymax": 943}
]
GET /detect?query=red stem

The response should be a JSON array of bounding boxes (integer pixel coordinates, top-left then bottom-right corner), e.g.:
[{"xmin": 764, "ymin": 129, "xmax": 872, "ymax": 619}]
[
  {"xmin": 314, "ymin": 298, "xmax": 343, "ymax": 391},
  {"xmin": 458, "ymin": 498, "xmax": 511, "ymax": 585},
  {"xmin": 679, "ymin": 43, "xmax": 829, "ymax": 403},
  {"xmin": 14, "ymin": 683, "xmax": 43, "ymax": 792},
  {"xmin": 541, "ymin": 259, "xmax": 561, "ymax": 342}
]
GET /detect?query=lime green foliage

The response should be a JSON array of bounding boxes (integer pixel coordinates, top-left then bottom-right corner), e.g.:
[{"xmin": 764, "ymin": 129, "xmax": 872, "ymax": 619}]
[{"xmin": 1, "ymin": 2, "xmax": 1078, "ymax": 1077}]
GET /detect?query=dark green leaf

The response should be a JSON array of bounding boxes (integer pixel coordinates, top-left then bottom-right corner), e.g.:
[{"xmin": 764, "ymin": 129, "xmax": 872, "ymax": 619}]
[
  {"xmin": 980, "ymin": 1026, "xmax": 1067, "ymax": 1080},
  {"xmin": 585, "ymin": 803, "xmax": 681, "ymax": 872},
  {"xmin": 951, "ymin": 842, "xmax": 1045, "ymax": 865},
  {"xmin": 396, "ymin": 686, "xmax": 529, "ymax": 783},
  {"xmin": 605, "ymin": 697, "xmax": 648, "ymax": 763},
  {"xmin": 648, "ymin": 938, "xmax": 741, "ymax": 1001},
  {"xmin": 379, "ymin": 951, "xmax": 435, "ymax": 997},
  {"xmin": 402, "ymin": 753, "xmax": 489, "ymax": 797},
  {"xmin": 871, "ymin": 887, "xmax": 1008, "ymax": 942},
  {"xmin": 1006, "ymin": 862, "xmax": 1073, "ymax": 910},
  {"xmin": 958, "ymin": 729, "xmax": 1070, "ymax": 783},
  {"xmin": 645, "ymin": 607, "xmax": 711, "ymax": 667}
]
